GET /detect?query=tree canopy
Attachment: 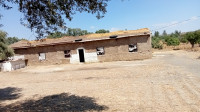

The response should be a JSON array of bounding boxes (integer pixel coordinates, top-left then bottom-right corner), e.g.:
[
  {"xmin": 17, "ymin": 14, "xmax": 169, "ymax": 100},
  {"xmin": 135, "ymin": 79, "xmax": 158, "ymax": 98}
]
[
  {"xmin": 0, "ymin": 30, "xmax": 14, "ymax": 60},
  {"xmin": 0, "ymin": 0, "xmax": 110, "ymax": 39},
  {"xmin": 6, "ymin": 37, "xmax": 21, "ymax": 45},
  {"xmin": 95, "ymin": 29, "xmax": 109, "ymax": 33},
  {"xmin": 66, "ymin": 28, "xmax": 92, "ymax": 36},
  {"xmin": 47, "ymin": 28, "xmax": 93, "ymax": 38},
  {"xmin": 184, "ymin": 30, "xmax": 200, "ymax": 48},
  {"xmin": 154, "ymin": 31, "xmax": 160, "ymax": 37}
]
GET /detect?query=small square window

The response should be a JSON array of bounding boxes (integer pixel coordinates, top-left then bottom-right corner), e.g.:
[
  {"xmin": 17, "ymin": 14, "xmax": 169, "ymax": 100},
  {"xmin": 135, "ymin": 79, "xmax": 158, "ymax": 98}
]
[
  {"xmin": 64, "ymin": 50, "xmax": 71, "ymax": 58},
  {"xmin": 129, "ymin": 44, "xmax": 137, "ymax": 52},
  {"xmin": 96, "ymin": 47, "xmax": 105, "ymax": 55},
  {"xmin": 39, "ymin": 53, "xmax": 46, "ymax": 60}
]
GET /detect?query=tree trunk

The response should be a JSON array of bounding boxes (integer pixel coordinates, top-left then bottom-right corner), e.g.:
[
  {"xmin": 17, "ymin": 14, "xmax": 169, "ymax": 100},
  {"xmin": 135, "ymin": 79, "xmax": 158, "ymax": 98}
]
[{"xmin": 192, "ymin": 43, "xmax": 194, "ymax": 48}]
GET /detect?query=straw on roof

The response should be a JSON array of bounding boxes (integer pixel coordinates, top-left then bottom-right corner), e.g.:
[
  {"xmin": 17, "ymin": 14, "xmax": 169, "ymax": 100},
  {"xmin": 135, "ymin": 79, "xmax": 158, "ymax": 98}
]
[
  {"xmin": 81, "ymin": 28, "xmax": 150, "ymax": 39},
  {"xmin": 10, "ymin": 28, "xmax": 150, "ymax": 49}
]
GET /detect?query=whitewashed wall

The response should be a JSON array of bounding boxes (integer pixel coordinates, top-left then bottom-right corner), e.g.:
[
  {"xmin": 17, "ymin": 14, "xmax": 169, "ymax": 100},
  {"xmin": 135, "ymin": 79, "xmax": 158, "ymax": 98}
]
[
  {"xmin": 1, "ymin": 60, "xmax": 25, "ymax": 72},
  {"xmin": 70, "ymin": 54, "xmax": 80, "ymax": 63},
  {"xmin": 84, "ymin": 52, "xmax": 98, "ymax": 63},
  {"xmin": 9, "ymin": 55, "xmax": 25, "ymax": 60},
  {"xmin": 70, "ymin": 52, "xmax": 98, "ymax": 64}
]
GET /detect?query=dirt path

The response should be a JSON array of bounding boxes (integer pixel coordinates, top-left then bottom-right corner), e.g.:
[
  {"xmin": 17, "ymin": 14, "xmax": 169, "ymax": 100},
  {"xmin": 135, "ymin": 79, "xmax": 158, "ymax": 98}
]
[
  {"xmin": 0, "ymin": 50, "xmax": 200, "ymax": 111},
  {"xmin": 153, "ymin": 50, "xmax": 200, "ymax": 76}
]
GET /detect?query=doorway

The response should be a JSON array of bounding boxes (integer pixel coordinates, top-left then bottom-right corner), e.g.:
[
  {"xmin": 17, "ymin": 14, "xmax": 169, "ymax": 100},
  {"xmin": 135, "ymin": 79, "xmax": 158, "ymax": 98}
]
[{"xmin": 78, "ymin": 49, "xmax": 85, "ymax": 62}]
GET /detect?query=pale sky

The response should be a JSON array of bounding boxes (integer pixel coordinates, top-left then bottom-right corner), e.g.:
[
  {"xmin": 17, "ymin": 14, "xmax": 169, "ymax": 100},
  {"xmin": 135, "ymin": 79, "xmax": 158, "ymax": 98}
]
[{"xmin": 0, "ymin": 0, "xmax": 200, "ymax": 40}]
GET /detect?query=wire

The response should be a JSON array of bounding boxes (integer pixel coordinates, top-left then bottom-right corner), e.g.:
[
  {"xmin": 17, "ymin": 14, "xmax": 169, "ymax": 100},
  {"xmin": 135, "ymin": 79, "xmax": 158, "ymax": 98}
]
[{"xmin": 151, "ymin": 16, "xmax": 200, "ymax": 32}]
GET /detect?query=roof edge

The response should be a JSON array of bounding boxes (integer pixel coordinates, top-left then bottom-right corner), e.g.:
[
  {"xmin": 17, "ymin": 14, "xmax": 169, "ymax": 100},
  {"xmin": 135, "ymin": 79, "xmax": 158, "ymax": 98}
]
[{"xmin": 12, "ymin": 33, "xmax": 151, "ymax": 49}]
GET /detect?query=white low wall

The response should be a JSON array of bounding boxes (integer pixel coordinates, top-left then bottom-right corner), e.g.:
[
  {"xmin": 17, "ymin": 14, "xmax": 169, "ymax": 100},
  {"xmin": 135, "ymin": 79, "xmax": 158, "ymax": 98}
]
[
  {"xmin": 70, "ymin": 52, "xmax": 98, "ymax": 64},
  {"xmin": 1, "ymin": 60, "xmax": 25, "ymax": 72}
]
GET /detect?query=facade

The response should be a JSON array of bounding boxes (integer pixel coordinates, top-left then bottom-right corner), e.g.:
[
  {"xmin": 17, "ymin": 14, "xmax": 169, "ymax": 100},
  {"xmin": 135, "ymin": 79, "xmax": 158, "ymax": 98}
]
[{"xmin": 10, "ymin": 28, "xmax": 152, "ymax": 65}]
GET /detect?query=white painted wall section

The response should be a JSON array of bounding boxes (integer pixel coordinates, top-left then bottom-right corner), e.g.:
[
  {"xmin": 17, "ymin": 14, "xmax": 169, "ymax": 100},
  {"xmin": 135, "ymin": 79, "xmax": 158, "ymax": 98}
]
[
  {"xmin": 70, "ymin": 54, "xmax": 80, "ymax": 64},
  {"xmin": 1, "ymin": 62, "xmax": 12, "ymax": 72},
  {"xmin": 70, "ymin": 52, "xmax": 98, "ymax": 63},
  {"xmin": 1, "ymin": 60, "xmax": 26, "ymax": 72},
  {"xmin": 84, "ymin": 52, "xmax": 98, "ymax": 63}
]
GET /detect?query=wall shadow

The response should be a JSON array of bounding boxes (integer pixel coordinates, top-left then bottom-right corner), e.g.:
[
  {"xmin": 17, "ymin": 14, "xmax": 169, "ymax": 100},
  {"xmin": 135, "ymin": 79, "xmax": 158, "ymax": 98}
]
[
  {"xmin": 0, "ymin": 87, "xmax": 22, "ymax": 102},
  {"xmin": 0, "ymin": 93, "xmax": 108, "ymax": 111}
]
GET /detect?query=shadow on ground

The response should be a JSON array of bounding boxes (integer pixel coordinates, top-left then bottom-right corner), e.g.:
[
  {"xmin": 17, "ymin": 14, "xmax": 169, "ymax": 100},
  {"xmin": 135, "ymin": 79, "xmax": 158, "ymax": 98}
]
[
  {"xmin": 0, "ymin": 87, "xmax": 22, "ymax": 102},
  {"xmin": 0, "ymin": 93, "xmax": 108, "ymax": 112}
]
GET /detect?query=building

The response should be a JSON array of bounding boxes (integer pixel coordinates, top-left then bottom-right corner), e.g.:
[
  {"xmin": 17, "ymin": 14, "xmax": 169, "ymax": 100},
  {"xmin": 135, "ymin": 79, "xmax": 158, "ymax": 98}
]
[{"xmin": 10, "ymin": 28, "xmax": 152, "ymax": 65}]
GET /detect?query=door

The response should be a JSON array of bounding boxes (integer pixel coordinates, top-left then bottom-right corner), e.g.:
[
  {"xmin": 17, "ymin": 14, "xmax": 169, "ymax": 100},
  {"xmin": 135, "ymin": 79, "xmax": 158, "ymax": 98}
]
[{"xmin": 78, "ymin": 49, "xmax": 85, "ymax": 62}]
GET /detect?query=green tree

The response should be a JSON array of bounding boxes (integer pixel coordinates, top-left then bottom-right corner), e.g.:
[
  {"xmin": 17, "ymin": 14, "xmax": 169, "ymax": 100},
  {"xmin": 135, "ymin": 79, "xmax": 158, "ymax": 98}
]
[
  {"xmin": 66, "ymin": 28, "xmax": 92, "ymax": 36},
  {"xmin": 0, "ymin": 0, "xmax": 109, "ymax": 39},
  {"xmin": 95, "ymin": 29, "xmax": 109, "ymax": 33},
  {"xmin": 47, "ymin": 28, "xmax": 92, "ymax": 38},
  {"xmin": 174, "ymin": 30, "xmax": 181, "ymax": 37},
  {"xmin": 195, "ymin": 30, "xmax": 200, "ymax": 47},
  {"xmin": 162, "ymin": 30, "xmax": 167, "ymax": 36},
  {"xmin": 47, "ymin": 31, "xmax": 65, "ymax": 39},
  {"xmin": 184, "ymin": 30, "xmax": 200, "ymax": 48},
  {"xmin": 179, "ymin": 36, "xmax": 188, "ymax": 43},
  {"xmin": 154, "ymin": 31, "xmax": 160, "ymax": 37},
  {"xmin": 0, "ymin": 30, "xmax": 14, "ymax": 60},
  {"xmin": 6, "ymin": 37, "xmax": 21, "ymax": 45},
  {"xmin": 165, "ymin": 36, "xmax": 180, "ymax": 46}
]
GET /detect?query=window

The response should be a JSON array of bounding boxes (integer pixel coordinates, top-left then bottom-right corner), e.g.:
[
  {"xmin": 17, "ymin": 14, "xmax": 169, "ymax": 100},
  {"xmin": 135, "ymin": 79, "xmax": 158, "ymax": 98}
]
[
  {"xmin": 64, "ymin": 50, "xmax": 71, "ymax": 58},
  {"xmin": 39, "ymin": 53, "xmax": 46, "ymax": 60},
  {"xmin": 129, "ymin": 44, "xmax": 137, "ymax": 52},
  {"xmin": 96, "ymin": 47, "xmax": 105, "ymax": 55}
]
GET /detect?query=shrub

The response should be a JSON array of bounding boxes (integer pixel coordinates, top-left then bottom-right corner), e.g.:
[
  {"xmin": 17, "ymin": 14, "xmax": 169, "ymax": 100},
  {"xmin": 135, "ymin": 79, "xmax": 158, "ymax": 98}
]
[
  {"xmin": 165, "ymin": 37, "xmax": 180, "ymax": 46},
  {"xmin": 152, "ymin": 37, "xmax": 163, "ymax": 49},
  {"xmin": 179, "ymin": 37, "xmax": 188, "ymax": 43}
]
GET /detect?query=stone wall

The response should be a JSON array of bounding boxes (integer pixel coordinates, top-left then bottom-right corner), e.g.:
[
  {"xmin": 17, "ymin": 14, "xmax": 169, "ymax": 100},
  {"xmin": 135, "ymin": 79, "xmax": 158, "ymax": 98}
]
[{"xmin": 14, "ymin": 35, "xmax": 152, "ymax": 65}]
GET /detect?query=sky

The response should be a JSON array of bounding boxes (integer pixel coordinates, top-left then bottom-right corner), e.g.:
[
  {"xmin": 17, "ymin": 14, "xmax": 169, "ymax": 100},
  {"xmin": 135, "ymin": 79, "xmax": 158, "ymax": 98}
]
[{"xmin": 0, "ymin": 0, "xmax": 200, "ymax": 40}]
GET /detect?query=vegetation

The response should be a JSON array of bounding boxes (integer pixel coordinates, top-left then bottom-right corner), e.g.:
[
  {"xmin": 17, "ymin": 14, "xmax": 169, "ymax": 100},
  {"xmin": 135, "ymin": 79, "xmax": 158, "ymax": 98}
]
[
  {"xmin": 66, "ymin": 28, "xmax": 92, "ymax": 36},
  {"xmin": 152, "ymin": 37, "xmax": 163, "ymax": 49},
  {"xmin": 165, "ymin": 37, "xmax": 180, "ymax": 46},
  {"xmin": 95, "ymin": 29, "xmax": 109, "ymax": 34},
  {"xmin": 47, "ymin": 32, "xmax": 66, "ymax": 39},
  {"xmin": 47, "ymin": 28, "xmax": 93, "ymax": 39},
  {"xmin": 179, "ymin": 36, "xmax": 188, "ymax": 43},
  {"xmin": 152, "ymin": 30, "xmax": 181, "ymax": 49},
  {"xmin": 6, "ymin": 37, "xmax": 21, "ymax": 45},
  {"xmin": 0, "ymin": 30, "xmax": 14, "ymax": 60},
  {"xmin": 154, "ymin": 31, "xmax": 160, "ymax": 37},
  {"xmin": 47, "ymin": 28, "xmax": 111, "ymax": 39},
  {"xmin": 0, "ymin": 0, "xmax": 110, "ymax": 39},
  {"xmin": 152, "ymin": 29, "xmax": 200, "ymax": 49},
  {"xmin": 184, "ymin": 30, "xmax": 200, "ymax": 48}
]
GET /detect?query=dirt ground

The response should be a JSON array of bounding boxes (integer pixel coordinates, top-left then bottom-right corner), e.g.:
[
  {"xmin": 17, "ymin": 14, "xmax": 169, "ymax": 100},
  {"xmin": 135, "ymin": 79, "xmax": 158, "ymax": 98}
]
[{"xmin": 0, "ymin": 50, "xmax": 200, "ymax": 112}]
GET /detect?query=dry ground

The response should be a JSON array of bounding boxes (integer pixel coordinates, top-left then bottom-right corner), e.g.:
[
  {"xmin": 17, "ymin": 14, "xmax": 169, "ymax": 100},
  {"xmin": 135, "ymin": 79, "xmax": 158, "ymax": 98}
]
[{"xmin": 0, "ymin": 50, "xmax": 200, "ymax": 112}]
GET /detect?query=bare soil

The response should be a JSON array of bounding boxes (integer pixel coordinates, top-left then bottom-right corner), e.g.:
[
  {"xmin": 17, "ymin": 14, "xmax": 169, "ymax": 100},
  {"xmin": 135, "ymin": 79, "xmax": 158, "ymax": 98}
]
[{"xmin": 0, "ymin": 50, "xmax": 200, "ymax": 112}]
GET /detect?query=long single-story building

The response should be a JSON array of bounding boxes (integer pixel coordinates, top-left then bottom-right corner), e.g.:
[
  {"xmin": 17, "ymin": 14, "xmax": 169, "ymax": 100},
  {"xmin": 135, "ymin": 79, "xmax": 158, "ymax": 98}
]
[{"xmin": 10, "ymin": 28, "xmax": 152, "ymax": 65}]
